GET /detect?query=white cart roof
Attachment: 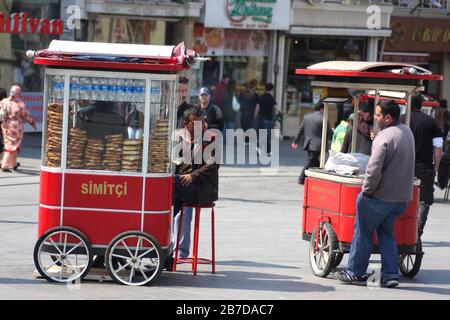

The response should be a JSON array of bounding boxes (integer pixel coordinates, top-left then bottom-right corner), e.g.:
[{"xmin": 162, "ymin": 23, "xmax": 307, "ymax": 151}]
[
  {"xmin": 307, "ymin": 61, "xmax": 432, "ymax": 74},
  {"xmin": 46, "ymin": 40, "xmax": 175, "ymax": 59}
]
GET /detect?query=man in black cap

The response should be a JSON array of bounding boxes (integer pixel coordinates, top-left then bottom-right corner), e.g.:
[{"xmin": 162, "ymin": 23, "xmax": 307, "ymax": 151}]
[
  {"xmin": 198, "ymin": 87, "xmax": 224, "ymax": 132},
  {"xmin": 400, "ymin": 93, "xmax": 443, "ymax": 239},
  {"xmin": 341, "ymin": 99, "xmax": 374, "ymax": 155}
]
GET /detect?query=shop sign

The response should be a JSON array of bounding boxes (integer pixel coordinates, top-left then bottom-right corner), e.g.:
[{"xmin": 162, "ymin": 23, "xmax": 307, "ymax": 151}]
[
  {"xmin": 0, "ymin": 12, "xmax": 64, "ymax": 35},
  {"xmin": 205, "ymin": 0, "xmax": 290, "ymax": 30},
  {"xmin": 386, "ymin": 17, "xmax": 450, "ymax": 53}
]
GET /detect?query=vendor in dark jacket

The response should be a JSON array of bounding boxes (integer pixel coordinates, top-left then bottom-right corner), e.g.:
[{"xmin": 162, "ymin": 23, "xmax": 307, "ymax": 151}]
[{"xmin": 173, "ymin": 107, "xmax": 219, "ymax": 216}]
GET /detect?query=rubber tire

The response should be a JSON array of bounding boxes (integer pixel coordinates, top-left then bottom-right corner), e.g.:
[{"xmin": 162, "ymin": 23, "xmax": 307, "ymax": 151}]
[
  {"xmin": 105, "ymin": 231, "xmax": 163, "ymax": 286},
  {"xmin": 33, "ymin": 226, "xmax": 93, "ymax": 283},
  {"xmin": 332, "ymin": 252, "xmax": 344, "ymax": 269},
  {"xmin": 399, "ymin": 238, "xmax": 423, "ymax": 278},
  {"xmin": 309, "ymin": 222, "xmax": 338, "ymax": 278}
]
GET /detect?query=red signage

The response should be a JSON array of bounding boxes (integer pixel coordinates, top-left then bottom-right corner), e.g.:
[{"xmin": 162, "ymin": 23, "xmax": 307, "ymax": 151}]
[{"xmin": 0, "ymin": 12, "xmax": 64, "ymax": 35}]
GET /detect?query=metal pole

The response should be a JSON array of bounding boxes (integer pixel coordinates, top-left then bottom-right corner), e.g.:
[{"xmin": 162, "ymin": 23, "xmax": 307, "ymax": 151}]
[
  {"xmin": 373, "ymin": 89, "xmax": 380, "ymax": 135},
  {"xmin": 351, "ymin": 97, "xmax": 360, "ymax": 153},
  {"xmin": 320, "ymin": 103, "xmax": 329, "ymax": 168}
]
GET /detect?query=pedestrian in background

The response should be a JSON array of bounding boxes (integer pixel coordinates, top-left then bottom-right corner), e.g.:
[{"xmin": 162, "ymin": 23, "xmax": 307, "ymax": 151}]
[
  {"xmin": 0, "ymin": 87, "xmax": 7, "ymax": 156},
  {"xmin": 400, "ymin": 94, "xmax": 443, "ymax": 239},
  {"xmin": 254, "ymin": 83, "xmax": 284, "ymax": 156},
  {"xmin": 222, "ymin": 79, "xmax": 238, "ymax": 131},
  {"xmin": 213, "ymin": 74, "xmax": 230, "ymax": 115},
  {"xmin": 435, "ymin": 99, "xmax": 449, "ymax": 140},
  {"xmin": 341, "ymin": 99, "xmax": 374, "ymax": 155},
  {"xmin": 331, "ymin": 109, "xmax": 351, "ymax": 152},
  {"xmin": 0, "ymin": 85, "xmax": 36, "ymax": 172},
  {"xmin": 239, "ymin": 81, "xmax": 258, "ymax": 133},
  {"xmin": 291, "ymin": 102, "xmax": 332, "ymax": 184},
  {"xmin": 176, "ymin": 76, "xmax": 194, "ymax": 129},
  {"xmin": 337, "ymin": 99, "xmax": 415, "ymax": 288}
]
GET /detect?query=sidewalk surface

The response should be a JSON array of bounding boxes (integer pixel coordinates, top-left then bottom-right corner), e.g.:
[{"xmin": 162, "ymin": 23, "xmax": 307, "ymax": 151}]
[{"xmin": 0, "ymin": 133, "xmax": 449, "ymax": 300}]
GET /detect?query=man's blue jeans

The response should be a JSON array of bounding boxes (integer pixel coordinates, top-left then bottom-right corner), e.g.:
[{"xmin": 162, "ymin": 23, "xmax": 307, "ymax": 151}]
[
  {"xmin": 172, "ymin": 207, "xmax": 193, "ymax": 258},
  {"xmin": 257, "ymin": 118, "xmax": 273, "ymax": 154},
  {"xmin": 347, "ymin": 192, "xmax": 407, "ymax": 281}
]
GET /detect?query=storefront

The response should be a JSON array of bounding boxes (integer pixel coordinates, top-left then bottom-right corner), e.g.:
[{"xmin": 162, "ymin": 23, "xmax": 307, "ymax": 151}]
[
  {"xmin": 280, "ymin": 1, "xmax": 393, "ymax": 137},
  {"xmin": 198, "ymin": 0, "xmax": 290, "ymax": 100},
  {"xmin": 382, "ymin": 16, "xmax": 450, "ymax": 101},
  {"xmin": 85, "ymin": 0, "xmax": 202, "ymax": 46},
  {"xmin": 0, "ymin": 0, "xmax": 63, "ymax": 131}
]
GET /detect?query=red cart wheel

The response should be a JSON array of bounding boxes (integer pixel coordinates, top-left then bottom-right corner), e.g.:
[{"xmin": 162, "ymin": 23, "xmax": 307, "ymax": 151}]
[
  {"xmin": 105, "ymin": 231, "xmax": 163, "ymax": 286},
  {"xmin": 399, "ymin": 239, "xmax": 423, "ymax": 278},
  {"xmin": 34, "ymin": 227, "xmax": 93, "ymax": 283},
  {"xmin": 309, "ymin": 222, "xmax": 338, "ymax": 277}
]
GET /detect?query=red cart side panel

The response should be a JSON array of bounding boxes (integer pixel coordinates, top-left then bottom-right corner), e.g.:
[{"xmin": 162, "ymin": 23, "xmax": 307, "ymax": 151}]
[
  {"xmin": 303, "ymin": 208, "xmax": 321, "ymax": 234},
  {"xmin": 401, "ymin": 185, "xmax": 419, "ymax": 219},
  {"xmin": 339, "ymin": 184, "xmax": 361, "ymax": 215},
  {"xmin": 40, "ymin": 171, "xmax": 62, "ymax": 206},
  {"xmin": 38, "ymin": 206, "xmax": 61, "ymax": 237},
  {"xmin": 62, "ymin": 210, "xmax": 141, "ymax": 246},
  {"xmin": 144, "ymin": 176, "xmax": 173, "ymax": 211},
  {"xmin": 398, "ymin": 217, "xmax": 418, "ymax": 246},
  {"xmin": 338, "ymin": 215, "xmax": 356, "ymax": 244},
  {"xmin": 305, "ymin": 178, "xmax": 341, "ymax": 213},
  {"xmin": 64, "ymin": 173, "xmax": 143, "ymax": 211},
  {"xmin": 143, "ymin": 214, "xmax": 172, "ymax": 248}
]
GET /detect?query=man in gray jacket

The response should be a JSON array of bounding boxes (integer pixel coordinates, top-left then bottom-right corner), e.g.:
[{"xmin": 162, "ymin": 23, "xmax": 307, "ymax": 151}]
[
  {"xmin": 336, "ymin": 99, "xmax": 415, "ymax": 288},
  {"xmin": 291, "ymin": 102, "xmax": 332, "ymax": 184}
]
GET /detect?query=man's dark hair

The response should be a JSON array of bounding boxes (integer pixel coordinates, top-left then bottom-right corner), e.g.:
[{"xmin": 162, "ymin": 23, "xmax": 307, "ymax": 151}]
[
  {"xmin": 178, "ymin": 76, "xmax": 189, "ymax": 84},
  {"xmin": 314, "ymin": 102, "xmax": 324, "ymax": 111},
  {"xmin": 0, "ymin": 87, "xmax": 6, "ymax": 100},
  {"xmin": 265, "ymin": 83, "xmax": 274, "ymax": 91},
  {"xmin": 411, "ymin": 93, "xmax": 423, "ymax": 110},
  {"xmin": 222, "ymin": 74, "xmax": 231, "ymax": 80},
  {"xmin": 183, "ymin": 107, "xmax": 204, "ymax": 123},
  {"xmin": 378, "ymin": 99, "xmax": 401, "ymax": 121}
]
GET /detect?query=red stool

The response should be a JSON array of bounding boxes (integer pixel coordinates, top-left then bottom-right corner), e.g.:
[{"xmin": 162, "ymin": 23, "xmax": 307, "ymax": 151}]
[{"xmin": 172, "ymin": 203, "xmax": 215, "ymax": 275}]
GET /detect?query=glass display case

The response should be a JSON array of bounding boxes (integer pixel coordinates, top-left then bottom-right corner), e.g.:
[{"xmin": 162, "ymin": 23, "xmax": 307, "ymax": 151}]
[{"xmin": 42, "ymin": 71, "xmax": 176, "ymax": 174}]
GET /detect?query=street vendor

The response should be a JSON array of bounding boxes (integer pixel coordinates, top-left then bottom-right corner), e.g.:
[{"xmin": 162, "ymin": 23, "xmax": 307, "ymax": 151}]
[
  {"xmin": 336, "ymin": 99, "xmax": 415, "ymax": 288},
  {"xmin": 166, "ymin": 107, "xmax": 219, "ymax": 269}
]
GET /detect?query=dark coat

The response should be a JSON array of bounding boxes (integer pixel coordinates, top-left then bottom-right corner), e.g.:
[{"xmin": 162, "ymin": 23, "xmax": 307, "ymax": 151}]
[
  {"xmin": 175, "ymin": 131, "xmax": 219, "ymax": 204},
  {"xmin": 293, "ymin": 111, "xmax": 332, "ymax": 152},
  {"xmin": 341, "ymin": 124, "xmax": 372, "ymax": 155}
]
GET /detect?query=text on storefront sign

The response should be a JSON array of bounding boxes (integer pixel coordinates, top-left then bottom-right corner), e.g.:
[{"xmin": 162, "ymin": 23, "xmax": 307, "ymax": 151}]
[
  {"xmin": 227, "ymin": 0, "xmax": 276, "ymax": 24},
  {"xmin": 412, "ymin": 28, "xmax": 450, "ymax": 43},
  {"xmin": 0, "ymin": 12, "xmax": 64, "ymax": 35}
]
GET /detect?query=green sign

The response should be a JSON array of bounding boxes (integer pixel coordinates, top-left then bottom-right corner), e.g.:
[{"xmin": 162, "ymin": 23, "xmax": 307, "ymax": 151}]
[{"xmin": 227, "ymin": 0, "xmax": 277, "ymax": 24}]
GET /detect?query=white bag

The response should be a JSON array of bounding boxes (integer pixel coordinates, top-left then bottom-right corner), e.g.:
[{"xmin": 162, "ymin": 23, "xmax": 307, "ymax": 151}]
[
  {"xmin": 232, "ymin": 95, "xmax": 240, "ymax": 112},
  {"xmin": 324, "ymin": 150, "xmax": 370, "ymax": 175},
  {"xmin": 0, "ymin": 106, "xmax": 4, "ymax": 122}
]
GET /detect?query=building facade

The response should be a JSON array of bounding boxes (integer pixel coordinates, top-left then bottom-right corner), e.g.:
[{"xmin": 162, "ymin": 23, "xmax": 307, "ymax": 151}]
[
  {"xmin": 383, "ymin": 0, "xmax": 450, "ymax": 102},
  {"xmin": 278, "ymin": 0, "xmax": 393, "ymax": 136}
]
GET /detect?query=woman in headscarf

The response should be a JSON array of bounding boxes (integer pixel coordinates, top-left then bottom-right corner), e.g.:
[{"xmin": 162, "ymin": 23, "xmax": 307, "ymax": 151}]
[
  {"xmin": 0, "ymin": 85, "xmax": 36, "ymax": 172},
  {"xmin": 341, "ymin": 99, "xmax": 374, "ymax": 155}
]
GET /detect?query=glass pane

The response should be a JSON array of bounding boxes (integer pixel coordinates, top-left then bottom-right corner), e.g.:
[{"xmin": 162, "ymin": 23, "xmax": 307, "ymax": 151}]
[
  {"xmin": 44, "ymin": 74, "xmax": 64, "ymax": 168},
  {"xmin": 66, "ymin": 76, "xmax": 146, "ymax": 172},
  {"xmin": 147, "ymin": 80, "xmax": 173, "ymax": 173}
]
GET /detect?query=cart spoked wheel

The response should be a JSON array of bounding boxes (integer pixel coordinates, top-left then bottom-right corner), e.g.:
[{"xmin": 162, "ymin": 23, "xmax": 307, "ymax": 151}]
[
  {"xmin": 309, "ymin": 222, "xmax": 338, "ymax": 277},
  {"xmin": 34, "ymin": 227, "xmax": 93, "ymax": 283},
  {"xmin": 332, "ymin": 252, "xmax": 344, "ymax": 269},
  {"xmin": 399, "ymin": 238, "xmax": 423, "ymax": 278},
  {"xmin": 105, "ymin": 231, "xmax": 163, "ymax": 286}
]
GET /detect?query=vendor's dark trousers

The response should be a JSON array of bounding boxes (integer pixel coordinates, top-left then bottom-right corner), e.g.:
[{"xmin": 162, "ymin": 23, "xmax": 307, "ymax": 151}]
[
  {"xmin": 347, "ymin": 192, "xmax": 407, "ymax": 281},
  {"xmin": 415, "ymin": 163, "xmax": 435, "ymax": 238},
  {"xmin": 173, "ymin": 175, "xmax": 199, "ymax": 217},
  {"xmin": 299, "ymin": 151, "xmax": 320, "ymax": 184}
]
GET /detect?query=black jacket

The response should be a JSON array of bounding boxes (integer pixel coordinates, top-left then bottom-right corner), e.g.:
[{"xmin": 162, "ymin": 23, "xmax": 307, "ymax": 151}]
[{"xmin": 175, "ymin": 131, "xmax": 219, "ymax": 204}]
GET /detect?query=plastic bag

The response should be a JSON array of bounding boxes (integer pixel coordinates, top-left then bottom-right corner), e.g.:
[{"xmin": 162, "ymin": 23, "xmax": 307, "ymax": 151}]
[
  {"xmin": 232, "ymin": 95, "xmax": 240, "ymax": 112},
  {"xmin": 324, "ymin": 150, "xmax": 370, "ymax": 175}
]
